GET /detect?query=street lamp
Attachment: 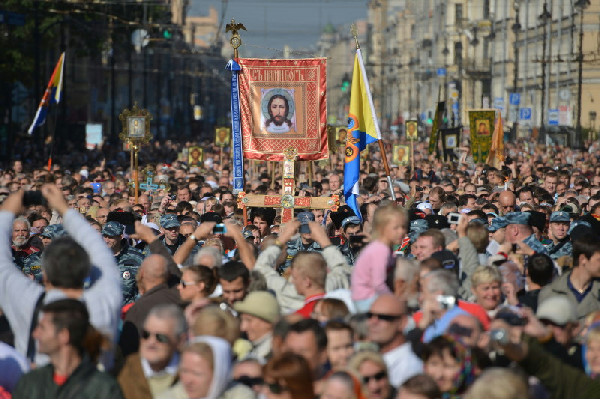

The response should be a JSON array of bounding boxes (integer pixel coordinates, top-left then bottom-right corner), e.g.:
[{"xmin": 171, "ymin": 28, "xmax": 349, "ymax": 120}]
[
  {"xmin": 539, "ymin": 2, "xmax": 551, "ymax": 137},
  {"xmin": 512, "ymin": 1, "xmax": 521, "ymax": 137},
  {"xmin": 575, "ymin": 0, "xmax": 590, "ymax": 147}
]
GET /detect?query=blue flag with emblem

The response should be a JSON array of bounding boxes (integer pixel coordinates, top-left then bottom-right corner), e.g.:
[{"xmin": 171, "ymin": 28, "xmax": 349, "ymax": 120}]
[
  {"xmin": 226, "ymin": 59, "xmax": 244, "ymax": 193},
  {"xmin": 343, "ymin": 49, "xmax": 381, "ymax": 220}
]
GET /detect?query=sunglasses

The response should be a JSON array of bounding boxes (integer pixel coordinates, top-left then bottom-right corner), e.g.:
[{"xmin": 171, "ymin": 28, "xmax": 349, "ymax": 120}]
[
  {"xmin": 141, "ymin": 330, "xmax": 170, "ymax": 344},
  {"xmin": 179, "ymin": 279, "xmax": 197, "ymax": 288},
  {"xmin": 266, "ymin": 382, "xmax": 289, "ymax": 394},
  {"xmin": 234, "ymin": 376, "xmax": 264, "ymax": 388},
  {"xmin": 362, "ymin": 370, "xmax": 387, "ymax": 384},
  {"xmin": 366, "ymin": 312, "xmax": 402, "ymax": 322}
]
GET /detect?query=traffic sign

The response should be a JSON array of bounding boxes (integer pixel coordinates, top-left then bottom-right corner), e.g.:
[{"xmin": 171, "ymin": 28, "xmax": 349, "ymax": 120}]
[
  {"xmin": 437, "ymin": 68, "xmax": 447, "ymax": 77},
  {"xmin": 548, "ymin": 109, "xmax": 559, "ymax": 126},
  {"xmin": 493, "ymin": 97, "xmax": 504, "ymax": 110},
  {"xmin": 519, "ymin": 108, "xmax": 531, "ymax": 120},
  {"xmin": 509, "ymin": 93, "xmax": 521, "ymax": 106}
]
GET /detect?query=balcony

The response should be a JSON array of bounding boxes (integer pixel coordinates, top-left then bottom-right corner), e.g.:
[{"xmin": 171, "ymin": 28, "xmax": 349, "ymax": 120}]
[{"xmin": 463, "ymin": 57, "xmax": 491, "ymax": 79}]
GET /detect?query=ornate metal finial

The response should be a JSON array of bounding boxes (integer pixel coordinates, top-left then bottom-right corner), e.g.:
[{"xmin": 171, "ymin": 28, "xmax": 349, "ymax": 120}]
[
  {"xmin": 226, "ymin": 18, "xmax": 246, "ymax": 58},
  {"xmin": 118, "ymin": 102, "xmax": 153, "ymax": 146},
  {"xmin": 351, "ymin": 24, "xmax": 360, "ymax": 50},
  {"xmin": 283, "ymin": 147, "xmax": 298, "ymax": 161}
]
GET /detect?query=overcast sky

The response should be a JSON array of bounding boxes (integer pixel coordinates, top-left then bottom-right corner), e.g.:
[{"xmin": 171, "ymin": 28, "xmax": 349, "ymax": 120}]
[{"xmin": 189, "ymin": 0, "xmax": 368, "ymax": 58}]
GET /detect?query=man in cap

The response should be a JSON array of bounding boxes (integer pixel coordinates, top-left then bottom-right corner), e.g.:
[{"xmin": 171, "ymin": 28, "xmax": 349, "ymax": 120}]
[
  {"xmin": 487, "ymin": 216, "xmax": 508, "ymax": 256},
  {"xmin": 103, "ymin": 221, "xmax": 145, "ymax": 304},
  {"xmin": 503, "ymin": 212, "xmax": 548, "ymax": 256},
  {"xmin": 535, "ymin": 296, "xmax": 583, "ymax": 369},
  {"xmin": 408, "ymin": 219, "xmax": 429, "ymax": 245},
  {"xmin": 545, "ymin": 211, "xmax": 573, "ymax": 260},
  {"xmin": 337, "ymin": 216, "xmax": 363, "ymax": 266},
  {"xmin": 282, "ymin": 211, "xmax": 322, "ymax": 271},
  {"xmin": 39, "ymin": 224, "xmax": 66, "ymax": 249},
  {"xmin": 159, "ymin": 214, "xmax": 185, "ymax": 255},
  {"xmin": 234, "ymin": 291, "xmax": 280, "ymax": 362}
]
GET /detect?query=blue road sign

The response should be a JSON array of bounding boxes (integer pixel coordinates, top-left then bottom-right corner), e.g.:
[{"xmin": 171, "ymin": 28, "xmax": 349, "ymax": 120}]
[
  {"xmin": 437, "ymin": 68, "xmax": 447, "ymax": 77},
  {"xmin": 548, "ymin": 109, "xmax": 559, "ymax": 126},
  {"xmin": 519, "ymin": 108, "xmax": 532, "ymax": 120},
  {"xmin": 509, "ymin": 93, "xmax": 521, "ymax": 106}
]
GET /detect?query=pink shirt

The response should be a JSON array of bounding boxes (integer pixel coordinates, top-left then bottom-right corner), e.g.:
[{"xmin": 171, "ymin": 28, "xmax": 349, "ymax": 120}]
[{"xmin": 351, "ymin": 240, "xmax": 393, "ymax": 300}]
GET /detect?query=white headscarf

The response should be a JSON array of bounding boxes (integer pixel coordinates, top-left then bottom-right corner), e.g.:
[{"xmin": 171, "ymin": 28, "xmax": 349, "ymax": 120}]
[{"xmin": 189, "ymin": 336, "xmax": 232, "ymax": 399}]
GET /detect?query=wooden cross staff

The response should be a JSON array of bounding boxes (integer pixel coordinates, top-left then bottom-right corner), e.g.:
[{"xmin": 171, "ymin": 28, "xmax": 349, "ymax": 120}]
[{"xmin": 237, "ymin": 147, "xmax": 340, "ymax": 224}]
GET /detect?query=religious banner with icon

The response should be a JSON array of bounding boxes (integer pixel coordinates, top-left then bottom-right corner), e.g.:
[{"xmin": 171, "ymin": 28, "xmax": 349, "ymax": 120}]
[
  {"xmin": 336, "ymin": 127, "xmax": 348, "ymax": 143},
  {"xmin": 405, "ymin": 120, "xmax": 418, "ymax": 140},
  {"xmin": 468, "ymin": 109, "xmax": 495, "ymax": 163},
  {"xmin": 237, "ymin": 58, "xmax": 328, "ymax": 161},
  {"xmin": 188, "ymin": 146, "xmax": 203, "ymax": 167},
  {"xmin": 440, "ymin": 127, "xmax": 461, "ymax": 162},
  {"xmin": 215, "ymin": 126, "xmax": 231, "ymax": 147},
  {"xmin": 393, "ymin": 145, "xmax": 409, "ymax": 165}
]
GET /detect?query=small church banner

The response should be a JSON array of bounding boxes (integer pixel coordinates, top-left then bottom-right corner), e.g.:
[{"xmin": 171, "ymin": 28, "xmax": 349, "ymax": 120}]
[
  {"xmin": 468, "ymin": 109, "xmax": 495, "ymax": 163},
  {"xmin": 237, "ymin": 58, "xmax": 328, "ymax": 161}
]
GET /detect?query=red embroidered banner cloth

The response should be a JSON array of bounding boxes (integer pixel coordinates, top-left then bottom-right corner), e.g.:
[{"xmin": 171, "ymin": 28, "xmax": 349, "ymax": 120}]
[{"xmin": 237, "ymin": 58, "xmax": 328, "ymax": 161}]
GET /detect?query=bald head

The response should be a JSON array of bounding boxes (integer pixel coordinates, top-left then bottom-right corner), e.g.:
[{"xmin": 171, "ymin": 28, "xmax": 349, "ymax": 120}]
[
  {"xmin": 370, "ymin": 294, "xmax": 406, "ymax": 317},
  {"xmin": 498, "ymin": 191, "xmax": 516, "ymax": 215},
  {"xmin": 138, "ymin": 254, "xmax": 168, "ymax": 293},
  {"xmin": 367, "ymin": 294, "xmax": 407, "ymax": 352}
]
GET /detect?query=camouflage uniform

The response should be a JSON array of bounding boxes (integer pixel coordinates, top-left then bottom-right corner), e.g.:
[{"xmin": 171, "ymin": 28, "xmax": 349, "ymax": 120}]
[
  {"xmin": 545, "ymin": 211, "xmax": 573, "ymax": 260},
  {"xmin": 281, "ymin": 236, "xmax": 322, "ymax": 272},
  {"xmin": 505, "ymin": 212, "xmax": 549, "ymax": 256},
  {"xmin": 22, "ymin": 252, "xmax": 43, "ymax": 282},
  {"xmin": 545, "ymin": 238, "xmax": 573, "ymax": 260},
  {"xmin": 338, "ymin": 242, "xmax": 359, "ymax": 266},
  {"xmin": 102, "ymin": 221, "xmax": 145, "ymax": 304},
  {"xmin": 523, "ymin": 234, "xmax": 549, "ymax": 256},
  {"xmin": 115, "ymin": 243, "xmax": 144, "ymax": 304}
]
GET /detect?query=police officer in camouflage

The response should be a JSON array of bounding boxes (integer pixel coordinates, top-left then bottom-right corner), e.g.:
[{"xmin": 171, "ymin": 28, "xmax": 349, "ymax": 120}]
[
  {"xmin": 545, "ymin": 211, "xmax": 573, "ymax": 260},
  {"xmin": 102, "ymin": 221, "xmax": 144, "ymax": 304},
  {"xmin": 504, "ymin": 212, "xmax": 548, "ymax": 256},
  {"xmin": 23, "ymin": 224, "xmax": 68, "ymax": 282},
  {"xmin": 337, "ymin": 216, "xmax": 363, "ymax": 266},
  {"xmin": 281, "ymin": 212, "xmax": 322, "ymax": 272},
  {"xmin": 159, "ymin": 214, "xmax": 185, "ymax": 255}
]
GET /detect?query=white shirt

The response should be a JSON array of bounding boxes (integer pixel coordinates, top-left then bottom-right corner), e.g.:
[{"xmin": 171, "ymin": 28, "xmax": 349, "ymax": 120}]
[
  {"xmin": 382, "ymin": 342, "xmax": 423, "ymax": 388},
  {"xmin": 141, "ymin": 353, "xmax": 180, "ymax": 378}
]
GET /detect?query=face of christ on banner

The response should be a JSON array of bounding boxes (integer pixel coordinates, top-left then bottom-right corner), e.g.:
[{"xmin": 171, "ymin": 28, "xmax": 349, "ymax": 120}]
[
  {"xmin": 476, "ymin": 120, "xmax": 490, "ymax": 136},
  {"xmin": 261, "ymin": 88, "xmax": 296, "ymax": 134}
]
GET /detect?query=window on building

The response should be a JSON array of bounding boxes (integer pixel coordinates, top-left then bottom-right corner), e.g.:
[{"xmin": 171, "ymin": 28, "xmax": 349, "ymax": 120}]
[{"xmin": 455, "ymin": 4, "xmax": 463, "ymax": 26}]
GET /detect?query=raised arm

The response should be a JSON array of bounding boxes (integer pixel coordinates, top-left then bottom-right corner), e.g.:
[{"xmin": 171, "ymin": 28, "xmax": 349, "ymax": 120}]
[
  {"xmin": 41, "ymin": 185, "xmax": 121, "ymax": 302},
  {"xmin": 223, "ymin": 220, "xmax": 256, "ymax": 269},
  {"xmin": 173, "ymin": 222, "xmax": 215, "ymax": 265},
  {"xmin": 0, "ymin": 191, "xmax": 44, "ymax": 354},
  {"xmin": 308, "ymin": 222, "xmax": 350, "ymax": 291},
  {"xmin": 132, "ymin": 221, "xmax": 181, "ymax": 285}
]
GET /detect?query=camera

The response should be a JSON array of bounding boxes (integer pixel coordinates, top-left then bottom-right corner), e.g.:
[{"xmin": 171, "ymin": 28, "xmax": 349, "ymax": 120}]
[
  {"xmin": 489, "ymin": 328, "xmax": 510, "ymax": 345},
  {"xmin": 436, "ymin": 295, "xmax": 456, "ymax": 310},
  {"xmin": 495, "ymin": 308, "xmax": 527, "ymax": 326},
  {"xmin": 447, "ymin": 212, "xmax": 461, "ymax": 225},
  {"xmin": 213, "ymin": 223, "xmax": 227, "ymax": 234},
  {"xmin": 23, "ymin": 191, "xmax": 47, "ymax": 207}
]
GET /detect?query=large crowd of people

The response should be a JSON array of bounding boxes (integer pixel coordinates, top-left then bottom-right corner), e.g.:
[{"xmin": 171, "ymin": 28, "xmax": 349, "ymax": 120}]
[{"xmin": 2, "ymin": 134, "xmax": 600, "ymax": 399}]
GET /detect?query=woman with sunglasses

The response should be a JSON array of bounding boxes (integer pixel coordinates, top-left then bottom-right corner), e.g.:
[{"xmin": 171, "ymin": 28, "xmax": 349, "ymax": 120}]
[
  {"xmin": 177, "ymin": 265, "xmax": 218, "ymax": 303},
  {"xmin": 261, "ymin": 352, "xmax": 315, "ymax": 399},
  {"xmin": 158, "ymin": 337, "xmax": 254, "ymax": 399},
  {"xmin": 347, "ymin": 351, "xmax": 395, "ymax": 399}
]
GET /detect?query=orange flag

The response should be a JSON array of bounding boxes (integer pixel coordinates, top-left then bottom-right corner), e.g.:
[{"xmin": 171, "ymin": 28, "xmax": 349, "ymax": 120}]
[{"xmin": 487, "ymin": 111, "xmax": 504, "ymax": 168}]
